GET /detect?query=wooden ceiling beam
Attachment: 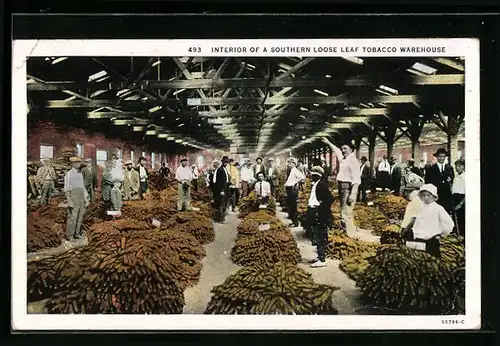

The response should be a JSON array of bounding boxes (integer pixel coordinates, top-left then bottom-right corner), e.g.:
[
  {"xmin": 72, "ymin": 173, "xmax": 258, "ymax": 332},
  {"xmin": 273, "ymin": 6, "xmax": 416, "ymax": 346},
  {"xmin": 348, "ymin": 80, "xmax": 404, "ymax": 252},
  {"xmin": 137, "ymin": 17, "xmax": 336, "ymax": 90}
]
[{"xmin": 28, "ymin": 74, "xmax": 465, "ymax": 91}]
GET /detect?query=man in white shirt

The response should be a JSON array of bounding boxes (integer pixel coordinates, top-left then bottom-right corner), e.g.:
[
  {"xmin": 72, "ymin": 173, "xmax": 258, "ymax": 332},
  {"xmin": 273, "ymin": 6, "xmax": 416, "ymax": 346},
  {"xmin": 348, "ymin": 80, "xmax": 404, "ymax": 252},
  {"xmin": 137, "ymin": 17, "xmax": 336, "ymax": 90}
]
[
  {"xmin": 451, "ymin": 159, "xmax": 466, "ymax": 237},
  {"xmin": 284, "ymin": 158, "xmax": 306, "ymax": 227},
  {"xmin": 377, "ymin": 155, "xmax": 391, "ymax": 190},
  {"xmin": 36, "ymin": 159, "xmax": 57, "ymax": 205},
  {"xmin": 322, "ymin": 137, "xmax": 361, "ymax": 236},
  {"xmin": 137, "ymin": 156, "xmax": 149, "ymax": 200},
  {"xmin": 240, "ymin": 160, "xmax": 255, "ymax": 198},
  {"xmin": 402, "ymin": 184, "xmax": 454, "ymax": 258},
  {"xmin": 254, "ymin": 172, "xmax": 271, "ymax": 205},
  {"xmin": 64, "ymin": 156, "xmax": 89, "ymax": 241},
  {"xmin": 175, "ymin": 158, "xmax": 193, "ymax": 211}
]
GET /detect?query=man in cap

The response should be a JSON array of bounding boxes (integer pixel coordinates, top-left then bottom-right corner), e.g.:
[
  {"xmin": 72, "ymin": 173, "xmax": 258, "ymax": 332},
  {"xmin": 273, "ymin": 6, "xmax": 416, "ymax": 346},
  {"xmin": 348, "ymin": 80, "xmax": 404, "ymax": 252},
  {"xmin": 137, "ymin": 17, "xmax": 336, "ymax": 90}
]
[
  {"xmin": 64, "ymin": 156, "xmax": 89, "ymax": 241},
  {"xmin": 137, "ymin": 156, "xmax": 149, "ymax": 200},
  {"xmin": 266, "ymin": 158, "xmax": 280, "ymax": 197},
  {"xmin": 175, "ymin": 158, "xmax": 193, "ymax": 211},
  {"xmin": 424, "ymin": 148, "xmax": 455, "ymax": 213},
  {"xmin": 109, "ymin": 158, "xmax": 124, "ymax": 212},
  {"xmin": 254, "ymin": 172, "xmax": 271, "ymax": 205},
  {"xmin": 322, "ymin": 137, "xmax": 361, "ymax": 236},
  {"xmin": 36, "ymin": 159, "xmax": 57, "ymax": 205},
  {"xmin": 389, "ymin": 156, "xmax": 403, "ymax": 196},
  {"xmin": 306, "ymin": 166, "xmax": 334, "ymax": 268},
  {"xmin": 212, "ymin": 156, "xmax": 230, "ymax": 222},
  {"xmin": 284, "ymin": 158, "xmax": 306, "ymax": 228},
  {"xmin": 191, "ymin": 164, "xmax": 200, "ymax": 192},
  {"xmin": 253, "ymin": 157, "xmax": 266, "ymax": 180},
  {"xmin": 358, "ymin": 156, "xmax": 371, "ymax": 205},
  {"xmin": 123, "ymin": 160, "xmax": 140, "ymax": 201},
  {"xmin": 240, "ymin": 159, "xmax": 255, "ymax": 198},
  {"xmin": 81, "ymin": 158, "xmax": 98, "ymax": 203},
  {"xmin": 228, "ymin": 158, "xmax": 241, "ymax": 213},
  {"xmin": 402, "ymin": 183, "xmax": 454, "ymax": 258}
]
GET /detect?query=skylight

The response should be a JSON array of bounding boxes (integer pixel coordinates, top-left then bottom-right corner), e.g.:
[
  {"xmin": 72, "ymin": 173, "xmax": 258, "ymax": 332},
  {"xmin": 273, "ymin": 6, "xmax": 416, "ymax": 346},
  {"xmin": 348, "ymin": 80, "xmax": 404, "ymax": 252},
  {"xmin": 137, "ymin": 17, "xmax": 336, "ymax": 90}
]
[
  {"xmin": 378, "ymin": 85, "xmax": 399, "ymax": 94},
  {"xmin": 88, "ymin": 70, "xmax": 108, "ymax": 82},
  {"xmin": 411, "ymin": 62, "xmax": 437, "ymax": 75},
  {"xmin": 300, "ymin": 107, "xmax": 309, "ymax": 112},
  {"xmin": 173, "ymin": 89, "xmax": 186, "ymax": 96},
  {"xmin": 314, "ymin": 89, "xmax": 329, "ymax": 97},
  {"xmin": 148, "ymin": 106, "xmax": 162, "ymax": 113},
  {"xmin": 52, "ymin": 57, "xmax": 68, "ymax": 65},
  {"xmin": 341, "ymin": 56, "xmax": 364, "ymax": 65}
]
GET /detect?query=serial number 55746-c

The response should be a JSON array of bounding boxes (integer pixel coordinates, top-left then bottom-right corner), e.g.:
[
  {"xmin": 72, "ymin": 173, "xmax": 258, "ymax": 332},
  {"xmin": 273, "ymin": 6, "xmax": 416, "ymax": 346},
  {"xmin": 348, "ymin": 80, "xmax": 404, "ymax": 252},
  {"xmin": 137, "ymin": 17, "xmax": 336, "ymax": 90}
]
[
  {"xmin": 441, "ymin": 319, "xmax": 465, "ymax": 324},
  {"xmin": 188, "ymin": 47, "xmax": 201, "ymax": 53}
]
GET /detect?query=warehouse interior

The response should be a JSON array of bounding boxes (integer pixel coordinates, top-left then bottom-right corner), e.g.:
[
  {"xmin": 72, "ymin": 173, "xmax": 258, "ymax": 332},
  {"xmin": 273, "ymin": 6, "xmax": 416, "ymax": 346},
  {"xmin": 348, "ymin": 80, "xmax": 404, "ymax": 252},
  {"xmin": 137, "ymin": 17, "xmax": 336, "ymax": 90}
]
[{"xmin": 26, "ymin": 56, "xmax": 466, "ymax": 316}]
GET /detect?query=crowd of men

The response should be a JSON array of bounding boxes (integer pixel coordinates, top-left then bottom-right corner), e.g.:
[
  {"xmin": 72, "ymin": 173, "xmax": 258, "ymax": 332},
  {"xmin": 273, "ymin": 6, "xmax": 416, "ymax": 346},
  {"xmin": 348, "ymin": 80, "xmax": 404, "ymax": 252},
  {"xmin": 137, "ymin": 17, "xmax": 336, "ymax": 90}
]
[{"xmin": 28, "ymin": 143, "xmax": 466, "ymax": 261}]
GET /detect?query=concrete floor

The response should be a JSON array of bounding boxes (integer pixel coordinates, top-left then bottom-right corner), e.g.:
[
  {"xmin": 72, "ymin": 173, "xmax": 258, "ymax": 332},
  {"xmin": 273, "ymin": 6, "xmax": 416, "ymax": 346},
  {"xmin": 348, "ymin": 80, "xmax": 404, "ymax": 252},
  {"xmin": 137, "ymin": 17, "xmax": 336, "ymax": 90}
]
[{"xmin": 182, "ymin": 213, "xmax": 242, "ymax": 314}]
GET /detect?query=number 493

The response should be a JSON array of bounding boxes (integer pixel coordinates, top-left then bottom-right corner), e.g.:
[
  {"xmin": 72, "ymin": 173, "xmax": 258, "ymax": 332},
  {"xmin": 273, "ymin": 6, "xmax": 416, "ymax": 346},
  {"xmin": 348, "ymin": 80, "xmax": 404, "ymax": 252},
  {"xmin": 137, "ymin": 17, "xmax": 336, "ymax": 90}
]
[{"xmin": 188, "ymin": 47, "xmax": 201, "ymax": 53}]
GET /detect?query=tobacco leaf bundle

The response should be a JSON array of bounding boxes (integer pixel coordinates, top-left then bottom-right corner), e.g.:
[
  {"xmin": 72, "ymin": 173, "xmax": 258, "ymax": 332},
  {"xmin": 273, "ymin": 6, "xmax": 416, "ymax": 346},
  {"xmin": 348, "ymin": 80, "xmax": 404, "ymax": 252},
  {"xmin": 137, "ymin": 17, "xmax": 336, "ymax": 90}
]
[
  {"xmin": 45, "ymin": 245, "xmax": 185, "ymax": 314},
  {"xmin": 237, "ymin": 212, "xmax": 284, "ymax": 238},
  {"xmin": 372, "ymin": 192, "xmax": 409, "ymax": 221},
  {"xmin": 354, "ymin": 204, "xmax": 391, "ymax": 231},
  {"xmin": 238, "ymin": 192, "xmax": 276, "ymax": 219},
  {"xmin": 87, "ymin": 218, "xmax": 154, "ymax": 247},
  {"xmin": 327, "ymin": 232, "xmax": 379, "ymax": 261},
  {"xmin": 27, "ymin": 248, "xmax": 98, "ymax": 302},
  {"xmin": 358, "ymin": 245, "xmax": 456, "ymax": 314},
  {"xmin": 339, "ymin": 251, "xmax": 376, "ymax": 282},
  {"xmin": 205, "ymin": 263, "xmax": 339, "ymax": 315},
  {"xmin": 147, "ymin": 172, "xmax": 170, "ymax": 191},
  {"xmin": 231, "ymin": 229, "xmax": 301, "ymax": 267},
  {"xmin": 27, "ymin": 217, "xmax": 65, "ymax": 253},
  {"xmin": 121, "ymin": 201, "xmax": 177, "ymax": 223},
  {"xmin": 440, "ymin": 235, "xmax": 465, "ymax": 268},
  {"xmin": 377, "ymin": 225, "xmax": 403, "ymax": 244},
  {"xmin": 168, "ymin": 218, "xmax": 215, "ymax": 244}
]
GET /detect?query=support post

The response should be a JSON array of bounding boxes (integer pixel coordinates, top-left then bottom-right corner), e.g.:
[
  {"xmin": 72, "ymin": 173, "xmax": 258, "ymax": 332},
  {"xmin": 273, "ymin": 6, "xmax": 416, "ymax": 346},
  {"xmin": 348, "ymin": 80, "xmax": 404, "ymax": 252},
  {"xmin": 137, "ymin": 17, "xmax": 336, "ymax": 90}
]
[
  {"xmin": 354, "ymin": 135, "xmax": 362, "ymax": 160},
  {"xmin": 368, "ymin": 132, "xmax": 376, "ymax": 178}
]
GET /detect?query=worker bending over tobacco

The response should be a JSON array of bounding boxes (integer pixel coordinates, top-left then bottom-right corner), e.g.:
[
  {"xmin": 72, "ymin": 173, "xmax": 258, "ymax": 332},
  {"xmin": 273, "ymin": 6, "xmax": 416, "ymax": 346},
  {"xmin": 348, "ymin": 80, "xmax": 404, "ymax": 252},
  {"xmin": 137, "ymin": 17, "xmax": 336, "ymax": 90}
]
[
  {"xmin": 322, "ymin": 137, "xmax": 361, "ymax": 236},
  {"xmin": 402, "ymin": 184, "xmax": 454, "ymax": 258},
  {"xmin": 64, "ymin": 156, "xmax": 89, "ymax": 241},
  {"xmin": 175, "ymin": 158, "xmax": 193, "ymax": 211},
  {"xmin": 36, "ymin": 159, "xmax": 57, "ymax": 205}
]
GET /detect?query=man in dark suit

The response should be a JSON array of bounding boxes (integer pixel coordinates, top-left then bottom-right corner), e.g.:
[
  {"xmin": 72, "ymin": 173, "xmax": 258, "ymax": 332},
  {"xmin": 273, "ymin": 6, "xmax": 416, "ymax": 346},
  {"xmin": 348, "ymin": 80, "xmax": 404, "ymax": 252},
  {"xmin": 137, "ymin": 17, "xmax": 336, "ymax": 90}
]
[
  {"xmin": 390, "ymin": 157, "xmax": 403, "ymax": 196},
  {"xmin": 425, "ymin": 148, "xmax": 455, "ymax": 213},
  {"xmin": 357, "ymin": 156, "xmax": 371, "ymax": 204},
  {"xmin": 306, "ymin": 166, "xmax": 334, "ymax": 268},
  {"xmin": 212, "ymin": 156, "xmax": 230, "ymax": 223}
]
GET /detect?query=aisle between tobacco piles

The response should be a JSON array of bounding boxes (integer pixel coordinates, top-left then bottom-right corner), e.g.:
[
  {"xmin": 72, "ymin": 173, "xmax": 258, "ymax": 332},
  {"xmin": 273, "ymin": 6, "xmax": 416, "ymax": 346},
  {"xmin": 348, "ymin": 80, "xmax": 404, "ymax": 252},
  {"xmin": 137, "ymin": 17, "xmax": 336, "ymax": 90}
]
[{"xmin": 183, "ymin": 214, "xmax": 241, "ymax": 314}]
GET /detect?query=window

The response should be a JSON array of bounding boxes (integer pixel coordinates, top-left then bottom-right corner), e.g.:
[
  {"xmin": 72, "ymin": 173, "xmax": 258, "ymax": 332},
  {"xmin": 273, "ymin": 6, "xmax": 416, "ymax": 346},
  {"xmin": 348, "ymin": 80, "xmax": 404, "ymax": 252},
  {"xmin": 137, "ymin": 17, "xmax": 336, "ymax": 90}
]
[
  {"xmin": 40, "ymin": 145, "xmax": 54, "ymax": 160},
  {"xmin": 76, "ymin": 142, "xmax": 84, "ymax": 157},
  {"xmin": 130, "ymin": 150, "xmax": 135, "ymax": 163},
  {"xmin": 96, "ymin": 150, "xmax": 108, "ymax": 167},
  {"xmin": 116, "ymin": 148, "xmax": 122, "ymax": 159},
  {"xmin": 151, "ymin": 152, "xmax": 156, "ymax": 168},
  {"xmin": 458, "ymin": 150, "xmax": 462, "ymax": 159},
  {"xmin": 197, "ymin": 155, "xmax": 204, "ymax": 169}
]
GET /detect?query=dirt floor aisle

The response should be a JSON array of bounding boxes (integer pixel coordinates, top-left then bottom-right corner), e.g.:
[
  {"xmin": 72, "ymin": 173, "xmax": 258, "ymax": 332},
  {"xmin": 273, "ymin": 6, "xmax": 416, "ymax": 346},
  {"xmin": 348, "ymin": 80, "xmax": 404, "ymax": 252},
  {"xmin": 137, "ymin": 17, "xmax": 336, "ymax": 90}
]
[
  {"xmin": 276, "ymin": 205, "xmax": 364, "ymax": 314},
  {"xmin": 182, "ymin": 213, "xmax": 241, "ymax": 314}
]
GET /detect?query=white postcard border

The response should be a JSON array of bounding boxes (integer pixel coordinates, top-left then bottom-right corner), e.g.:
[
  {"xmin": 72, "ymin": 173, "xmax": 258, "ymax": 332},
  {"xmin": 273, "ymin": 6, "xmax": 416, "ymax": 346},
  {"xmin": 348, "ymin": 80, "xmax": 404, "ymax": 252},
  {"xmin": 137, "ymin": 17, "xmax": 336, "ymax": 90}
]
[{"xmin": 12, "ymin": 38, "xmax": 481, "ymax": 330}]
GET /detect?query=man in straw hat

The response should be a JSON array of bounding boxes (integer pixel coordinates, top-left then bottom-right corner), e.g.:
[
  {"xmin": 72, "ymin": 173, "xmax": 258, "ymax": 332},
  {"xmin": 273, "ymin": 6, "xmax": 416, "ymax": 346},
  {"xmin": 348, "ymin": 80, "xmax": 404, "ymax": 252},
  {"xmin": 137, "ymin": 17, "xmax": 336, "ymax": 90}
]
[
  {"xmin": 284, "ymin": 157, "xmax": 306, "ymax": 228},
  {"xmin": 64, "ymin": 156, "xmax": 89, "ymax": 241},
  {"xmin": 123, "ymin": 159, "xmax": 140, "ymax": 201},
  {"xmin": 175, "ymin": 158, "xmax": 193, "ymax": 211},
  {"xmin": 402, "ymin": 183, "xmax": 454, "ymax": 258},
  {"xmin": 266, "ymin": 157, "xmax": 280, "ymax": 197},
  {"xmin": 137, "ymin": 156, "xmax": 149, "ymax": 200},
  {"xmin": 240, "ymin": 159, "xmax": 255, "ymax": 198},
  {"xmin": 424, "ymin": 148, "xmax": 455, "ymax": 213},
  {"xmin": 306, "ymin": 166, "xmax": 334, "ymax": 268},
  {"xmin": 322, "ymin": 137, "xmax": 361, "ymax": 236}
]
